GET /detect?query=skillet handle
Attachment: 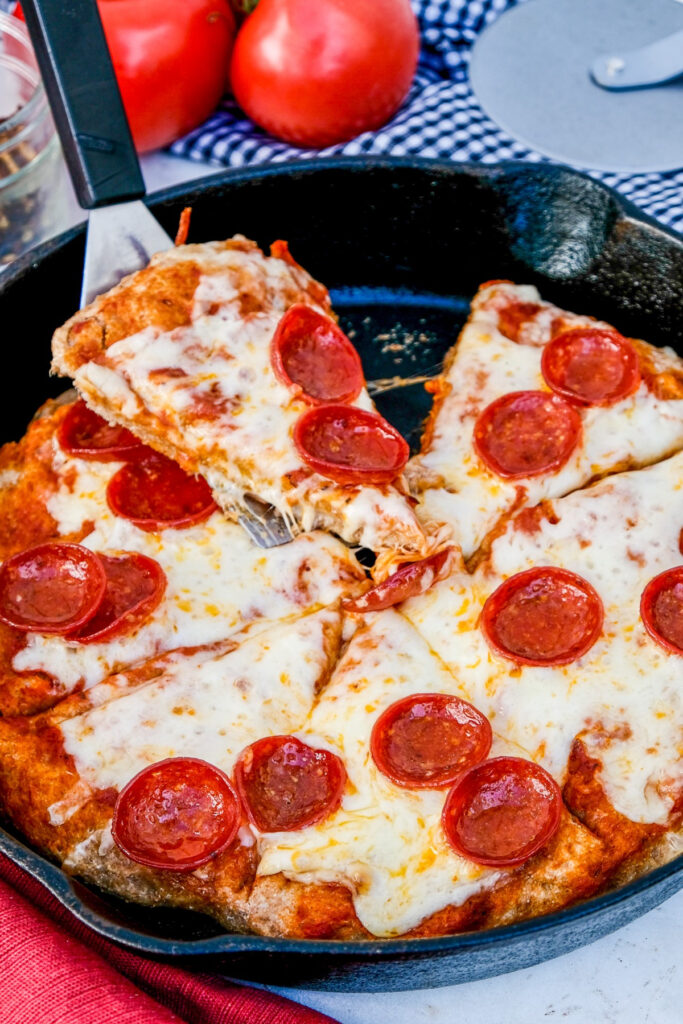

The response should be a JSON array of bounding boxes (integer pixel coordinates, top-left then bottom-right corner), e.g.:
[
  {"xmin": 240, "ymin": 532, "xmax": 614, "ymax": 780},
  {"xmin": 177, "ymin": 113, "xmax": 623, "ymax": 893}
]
[{"xmin": 21, "ymin": 0, "xmax": 144, "ymax": 209}]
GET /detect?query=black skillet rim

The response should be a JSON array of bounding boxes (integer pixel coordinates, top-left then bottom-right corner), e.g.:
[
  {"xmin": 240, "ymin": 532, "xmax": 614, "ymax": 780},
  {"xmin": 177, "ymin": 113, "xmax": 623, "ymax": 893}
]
[
  {"xmin": 1, "ymin": 822, "xmax": 682, "ymax": 957},
  {"xmin": 4, "ymin": 155, "xmax": 683, "ymax": 290},
  {"xmin": 1, "ymin": 155, "xmax": 682, "ymax": 960}
]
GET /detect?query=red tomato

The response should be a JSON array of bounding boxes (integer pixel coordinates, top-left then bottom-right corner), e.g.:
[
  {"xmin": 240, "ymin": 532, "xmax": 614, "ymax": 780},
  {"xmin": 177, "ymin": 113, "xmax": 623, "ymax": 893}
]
[
  {"xmin": 229, "ymin": 0, "xmax": 420, "ymax": 148},
  {"xmin": 97, "ymin": 0, "xmax": 236, "ymax": 152}
]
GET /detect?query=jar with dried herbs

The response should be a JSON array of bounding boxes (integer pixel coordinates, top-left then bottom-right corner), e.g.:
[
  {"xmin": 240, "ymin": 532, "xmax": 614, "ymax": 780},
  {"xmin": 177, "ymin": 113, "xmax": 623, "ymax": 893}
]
[{"xmin": 0, "ymin": 10, "xmax": 70, "ymax": 265}]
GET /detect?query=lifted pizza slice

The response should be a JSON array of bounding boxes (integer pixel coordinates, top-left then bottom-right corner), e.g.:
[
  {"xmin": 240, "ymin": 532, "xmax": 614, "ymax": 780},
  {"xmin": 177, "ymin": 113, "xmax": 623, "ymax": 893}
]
[
  {"xmin": 51, "ymin": 237, "xmax": 429, "ymax": 557},
  {"xmin": 407, "ymin": 280, "xmax": 683, "ymax": 558},
  {"xmin": 0, "ymin": 399, "xmax": 364, "ymax": 716}
]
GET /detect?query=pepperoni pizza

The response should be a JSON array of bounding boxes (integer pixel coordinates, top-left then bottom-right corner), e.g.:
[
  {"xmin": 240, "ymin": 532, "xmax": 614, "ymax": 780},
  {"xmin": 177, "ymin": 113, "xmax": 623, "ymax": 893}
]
[{"xmin": 0, "ymin": 254, "xmax": 682, "ymax": 941}]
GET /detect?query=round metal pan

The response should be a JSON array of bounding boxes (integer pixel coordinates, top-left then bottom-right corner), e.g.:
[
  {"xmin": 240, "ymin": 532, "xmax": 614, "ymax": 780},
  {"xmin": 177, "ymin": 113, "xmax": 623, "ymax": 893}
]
[{"xmin": 1, "ymin": 157, "xmax": 682, "ymax": 992}]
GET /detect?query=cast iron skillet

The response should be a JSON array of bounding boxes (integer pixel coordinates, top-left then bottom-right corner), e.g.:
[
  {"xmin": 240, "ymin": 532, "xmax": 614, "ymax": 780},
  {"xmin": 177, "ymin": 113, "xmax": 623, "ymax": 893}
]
[{"xmin": 1, "ymin": 157, "xmax": 682, "ymax": 992}]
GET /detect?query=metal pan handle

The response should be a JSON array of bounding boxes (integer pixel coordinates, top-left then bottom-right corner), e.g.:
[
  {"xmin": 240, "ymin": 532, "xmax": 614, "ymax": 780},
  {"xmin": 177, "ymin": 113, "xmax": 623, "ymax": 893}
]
[{"xmin": 21, "ymin": 0, "xmax": 145, "ymax": 209}]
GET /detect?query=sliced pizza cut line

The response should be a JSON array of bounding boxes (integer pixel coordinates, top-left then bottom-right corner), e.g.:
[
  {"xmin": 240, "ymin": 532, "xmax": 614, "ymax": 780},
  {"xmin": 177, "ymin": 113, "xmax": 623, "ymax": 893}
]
[{"xmin": 407, "ymin": 280, "xmax": 683, "ymax": 558}]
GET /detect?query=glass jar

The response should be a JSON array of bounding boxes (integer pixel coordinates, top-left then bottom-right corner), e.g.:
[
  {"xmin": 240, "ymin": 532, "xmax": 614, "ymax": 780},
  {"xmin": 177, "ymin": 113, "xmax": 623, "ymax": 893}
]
[{"xmin": 0, "ymin": 10, "xmax": 71, "ymax": 265}]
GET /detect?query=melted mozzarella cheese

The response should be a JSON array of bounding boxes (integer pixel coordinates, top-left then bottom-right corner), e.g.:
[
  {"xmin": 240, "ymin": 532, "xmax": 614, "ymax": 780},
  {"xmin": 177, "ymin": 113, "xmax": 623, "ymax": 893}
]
[
  {"xmin": 69, "ymin": 258, "xmax": 426, "ymax": 554},
  {"xmin": 404, "ymin": 453, "xmax": 683, "ymax": 825},
  {"xmin": 14, "ymin": 442, "xmax": 361, "ymax": 692},
  {"xmin": 257, "ymin": 610, "xmax": 515, "ymax": 937},
  {"xmin": 58, "ymin": 607, "xmax": 339, "ymax": 798},
  {"xmin": 408, "ymin": 283, "xmax": 683, "ymax": 556}
]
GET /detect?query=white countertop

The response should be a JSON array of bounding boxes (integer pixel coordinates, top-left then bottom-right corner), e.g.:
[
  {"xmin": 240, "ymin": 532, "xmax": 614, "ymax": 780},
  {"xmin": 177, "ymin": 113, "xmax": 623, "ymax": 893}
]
[
  {"xmin": 269, "ymin": 889, "xmax": 683, "ymax": 1023},
  {"xmin": 41, "ymin": 148, "xmax": 683, "ymax": 1024}
]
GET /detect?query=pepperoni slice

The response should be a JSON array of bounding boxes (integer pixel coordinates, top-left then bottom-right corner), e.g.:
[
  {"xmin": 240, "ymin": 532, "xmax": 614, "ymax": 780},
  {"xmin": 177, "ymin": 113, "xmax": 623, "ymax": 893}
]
[
  {"xmin": 234, "ymin": 735, "xmax": 346, "ymax": 832},
  {"xmin": 293, "ymin": 405, "xmax": 409, "ymax": 486},
  {"xmin": 107, "ymin": 451, "xmax": 217, "ymax": 531},
  {"xmin": 442, "ymin": 756, "xmax": 562, "ymax": 866},
  {"xmin": 481, "ymin": 567, "xmax": 603, "ymax": 666},
  {"xmin": 371, "ymin": 693, "xmax": 492, "ymax": 789},
  {"xmin": 71, "ymin": 553, "xmax": 166, "ymax": 644},
  {"xmin": 112, "ymin": 758, "xmax": 240, "ymax": 871},
  {"xmin": 541, "ymin": 328, "xmax": 640, "ymax": 407},
  {"xmin": 473, "ymin": 390, "xmax": 581, "ymax": 479},
  {"xmin": 271, "ymin": 305, "xmax": 364, "ymax": 405},
  {"xmin": 342, "ymin": 547, "xmax": 455, "ymax": 614},
  {"xmin": 0, "ymin": 542, "xmax": 106, "ymax": 634},
  {"xmin": 640, "ymin": 567, "xmax": 683, "ymax": 655},
  {"xmin": 58, "ymin": 400, "xmax": 144, "ymax": 462}
]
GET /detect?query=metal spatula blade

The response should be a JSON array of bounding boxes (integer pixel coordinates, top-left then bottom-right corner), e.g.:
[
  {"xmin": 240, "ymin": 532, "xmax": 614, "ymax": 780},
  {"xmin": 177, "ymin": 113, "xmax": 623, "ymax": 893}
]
[
  {"xmin": 21, "ymin": 0, "xmax": 293, "ymax": 549},
  {"xmin": 21, "ymin": 0, "xmax": 174, "ymax": 307},
  {"xmin": 81, "ymin": 202, "xmax": 173, "ymax": 308},
  {"xmin": 237, "ymin": 495, "xmax": 296, "ymax": 548}
]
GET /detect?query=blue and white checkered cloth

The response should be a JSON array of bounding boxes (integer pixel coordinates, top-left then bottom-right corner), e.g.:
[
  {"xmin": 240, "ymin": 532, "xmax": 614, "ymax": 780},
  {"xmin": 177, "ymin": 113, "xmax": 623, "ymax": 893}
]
[{"xmin": 170, "ymin": 0, "xmax": 683, "ymax": 235}]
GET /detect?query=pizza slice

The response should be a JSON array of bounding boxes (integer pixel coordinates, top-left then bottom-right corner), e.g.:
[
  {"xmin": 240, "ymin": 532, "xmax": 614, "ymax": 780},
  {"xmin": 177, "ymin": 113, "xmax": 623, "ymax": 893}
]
[
  {"xmin": 255, "ymin": 609, "xmax": 610, "ymax": 938},
  {"xmin": 0, "ymin": 398, "xmax": 364, "ymax": 716},
  {"xmin": 402, "ymin": 451, "xmax": 683, "ymax": 872},
  {"xmin": 51, "ymin": 237, "xmax": 430, "ymax": 558},
  {"xmin": 0, "ymin": 607, "xmax": 342, "ymax": 933},
  {"xmin": 407, "ymin": 280, "xmax": 683, "ymax": 558}
]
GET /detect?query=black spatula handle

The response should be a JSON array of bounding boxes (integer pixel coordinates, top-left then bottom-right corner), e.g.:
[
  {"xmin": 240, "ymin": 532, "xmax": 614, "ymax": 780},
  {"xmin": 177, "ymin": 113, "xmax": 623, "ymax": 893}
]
[{"xmin": 21, "ymin": 0, "xmax": 144, "ymax": 209}]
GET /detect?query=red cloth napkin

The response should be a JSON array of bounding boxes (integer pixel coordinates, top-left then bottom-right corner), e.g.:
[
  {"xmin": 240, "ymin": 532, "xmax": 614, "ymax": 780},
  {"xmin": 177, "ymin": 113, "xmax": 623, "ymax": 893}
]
[{"xmin": 0, "ymin": 852, "xmax": 340, "ymax": 1024}]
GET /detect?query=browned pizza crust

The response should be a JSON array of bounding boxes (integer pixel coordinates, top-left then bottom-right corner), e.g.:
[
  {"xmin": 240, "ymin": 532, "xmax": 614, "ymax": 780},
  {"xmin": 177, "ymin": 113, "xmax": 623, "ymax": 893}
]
[
  {"xmin": 242, "ymin": 811, "xmax": 610, "ymax": 939},
  {"xmin": 0, "ymin": 401, "xmax": 70, "ymax": 559},
  {"xmin": 51, "ymin": 237, "xmax": 332, "ymax": 379},
  {"xmin": 563, "ymin": 738, "xmax": 672, "ymax": 862},
  {"xmin": 2, "ymin": 685, "xmax": 673, "ymax": 940},
  {"xmin": 0, "ymin": 401, "xmax": 99, "ymax": 716}
]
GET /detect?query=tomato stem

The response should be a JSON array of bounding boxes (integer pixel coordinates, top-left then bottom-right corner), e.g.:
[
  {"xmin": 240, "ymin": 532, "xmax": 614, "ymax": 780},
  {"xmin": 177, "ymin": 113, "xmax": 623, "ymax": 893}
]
[{"xmin": 230, "ymin": 0, "xmax": 259, "ymax": 18}]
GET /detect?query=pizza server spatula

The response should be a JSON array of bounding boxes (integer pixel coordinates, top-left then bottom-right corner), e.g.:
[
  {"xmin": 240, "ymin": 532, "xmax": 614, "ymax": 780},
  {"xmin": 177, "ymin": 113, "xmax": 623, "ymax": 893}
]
[
  {"xmin": 20, "ymin": 0, "xmax": 173, "ymax": 308},
  {"xmin": 20, "ymin": 0, "xmax": 294, "ymax": 549}
]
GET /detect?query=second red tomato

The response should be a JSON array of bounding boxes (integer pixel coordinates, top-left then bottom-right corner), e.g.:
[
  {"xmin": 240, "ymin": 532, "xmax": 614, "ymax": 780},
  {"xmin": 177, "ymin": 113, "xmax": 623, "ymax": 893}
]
[{"xmin": 229, "ymin": 0, "xmax": 420, "ymax": 148}]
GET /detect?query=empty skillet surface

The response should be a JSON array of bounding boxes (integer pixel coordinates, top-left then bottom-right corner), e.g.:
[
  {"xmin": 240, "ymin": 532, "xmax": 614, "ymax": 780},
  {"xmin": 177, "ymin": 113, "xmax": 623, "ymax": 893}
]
[{"xmin": 1, "ymin": 158, "xmax": 682, "ymax": 990}]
